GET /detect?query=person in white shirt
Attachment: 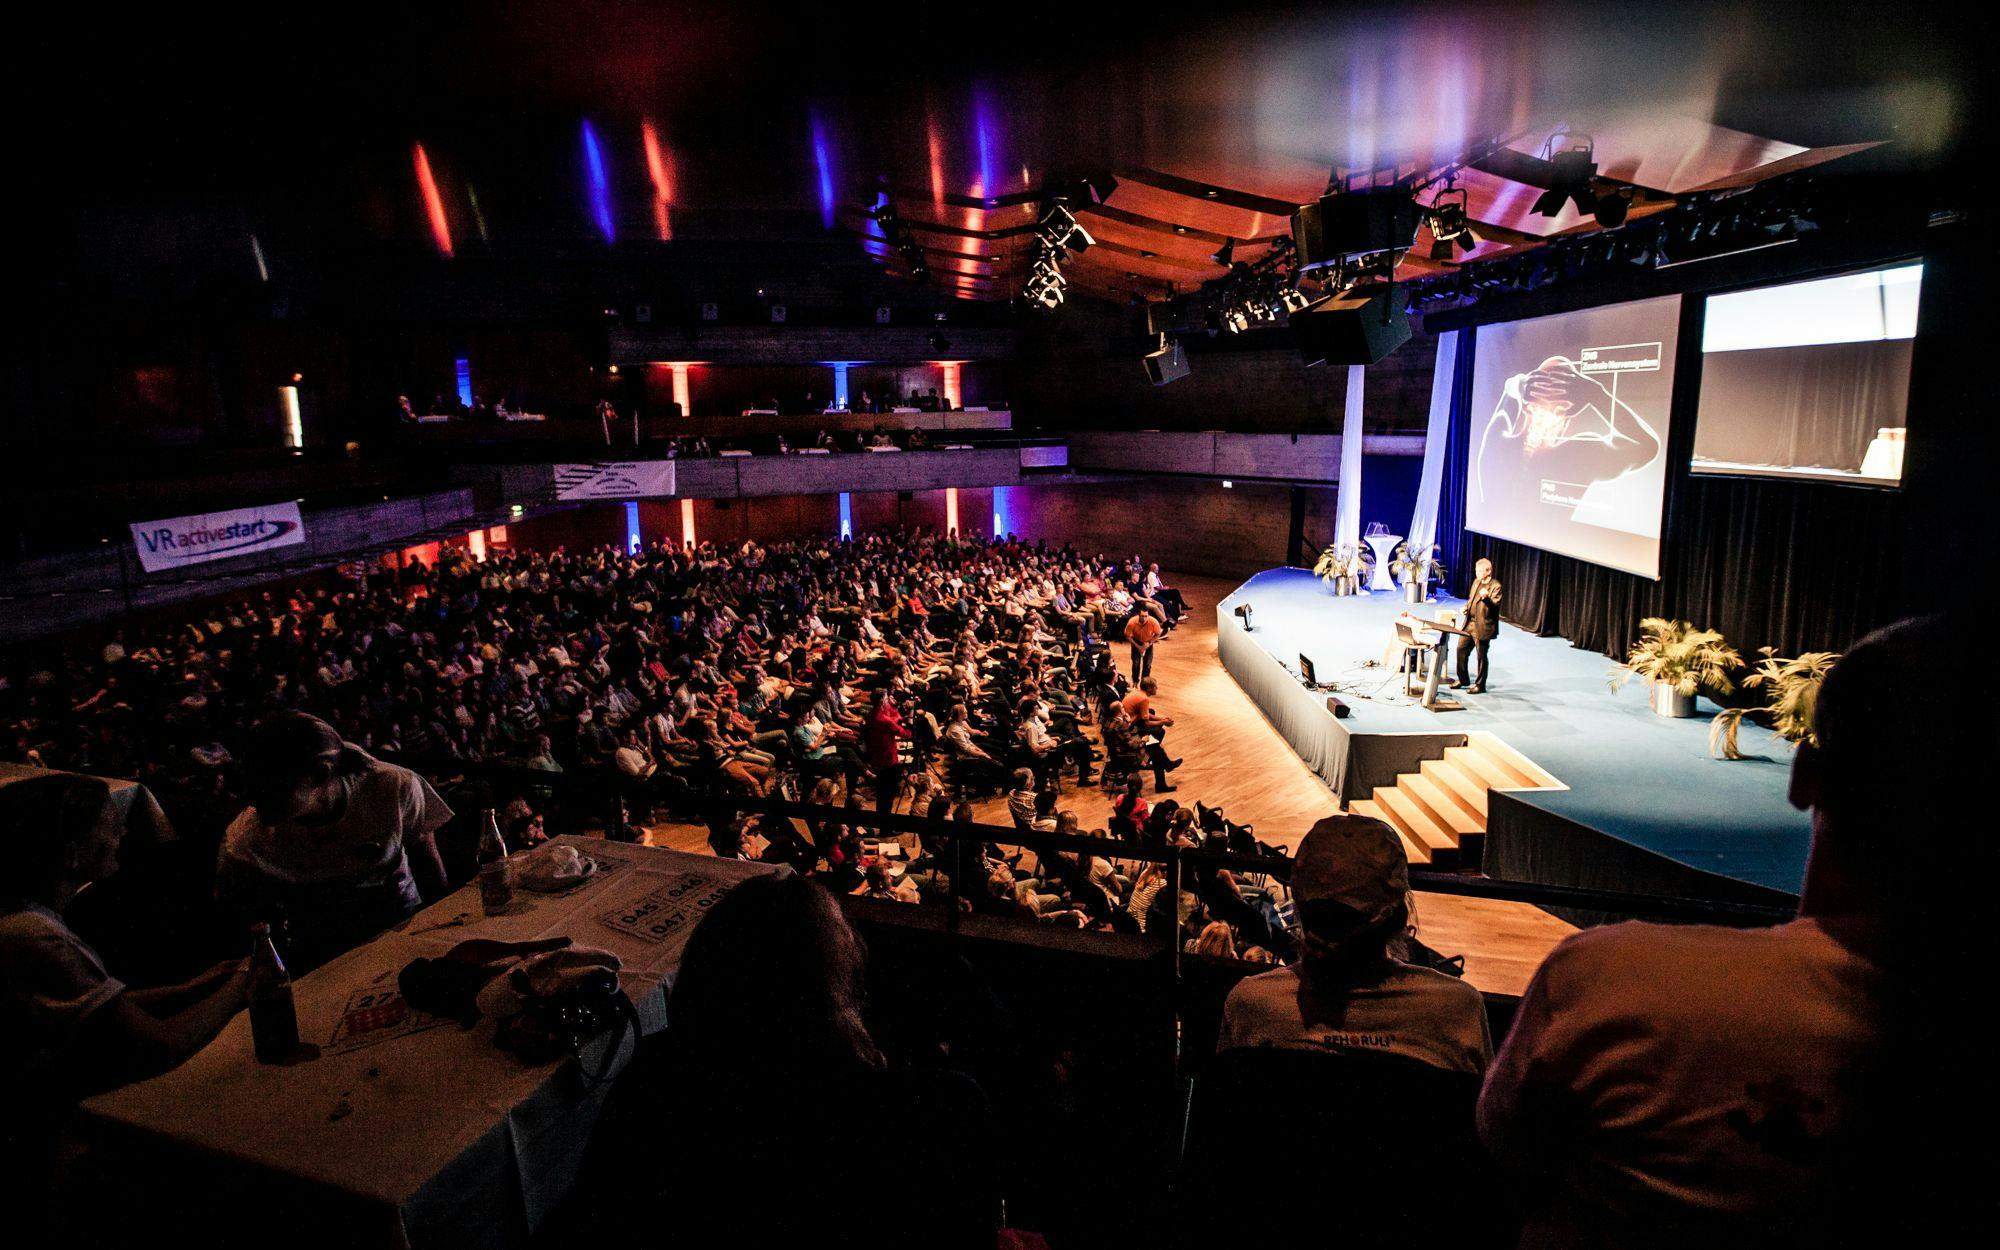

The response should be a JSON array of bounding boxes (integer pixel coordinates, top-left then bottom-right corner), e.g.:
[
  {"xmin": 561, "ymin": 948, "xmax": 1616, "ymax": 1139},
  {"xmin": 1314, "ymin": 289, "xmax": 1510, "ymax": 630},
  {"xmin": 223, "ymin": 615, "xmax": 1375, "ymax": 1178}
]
[
  {"xmin": 1219, "ymin": 814, "xmax": 1490, "ymax": 1074},
  {"xmin": 1478, "ymin": 614, "xmax": 1966, "ymax": 1248},
  {"xmin": 215, "ymin": 712, "xmax": 452, "ymax": 971}
]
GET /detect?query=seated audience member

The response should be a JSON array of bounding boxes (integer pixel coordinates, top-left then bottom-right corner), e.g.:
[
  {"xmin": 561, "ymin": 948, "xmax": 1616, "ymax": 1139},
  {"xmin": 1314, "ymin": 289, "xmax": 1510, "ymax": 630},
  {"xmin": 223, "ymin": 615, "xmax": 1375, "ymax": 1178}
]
[
  {"xmin": 1477, "ymin": 614, "xmax": 1972, "ymax": 1248},
  {"xmin": 214, "ymin": 711, "xmax": 452, "ymax": 970},
  {"xmin": 1219, "ymin": 813, "xmax": 1490, "ymax": 1074},
  {"xmin": 1, "ymin": 775, "xmax": 250, "ymax": 1229},
  {"xmin": 576, "ymin": 873, "xmax": 995, "ymax": 1248}
]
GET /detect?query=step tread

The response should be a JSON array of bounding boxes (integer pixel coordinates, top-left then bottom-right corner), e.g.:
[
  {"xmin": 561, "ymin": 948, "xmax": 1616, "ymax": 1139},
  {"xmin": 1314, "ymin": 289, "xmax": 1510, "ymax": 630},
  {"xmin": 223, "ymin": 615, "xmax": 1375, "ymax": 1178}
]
[
  {"xmin": 1466, "ymin": 737, "xmax": 1534, "ymax": 786},
  {"xmin": 1349, "ymin": 799, "xmax": 1430, "ymax": 865},
  {"xmin": 1375, "ymin": 785, "xmax": 1457, "ymax": 852},
  {"xmin": 1445, "ymin": 744, "xmax": 1517, "ymax": 791},
  {"xmin": 1420, "ymin": 758, "xmax": 1489, "ymax": 818},
  {"xmin": 1401, "ymin": 773, "xmax": 1485, "ymax": 835},
  {"xmin": 1467, "ymin": 731, "xmax": 1563, "ymax": 789}
]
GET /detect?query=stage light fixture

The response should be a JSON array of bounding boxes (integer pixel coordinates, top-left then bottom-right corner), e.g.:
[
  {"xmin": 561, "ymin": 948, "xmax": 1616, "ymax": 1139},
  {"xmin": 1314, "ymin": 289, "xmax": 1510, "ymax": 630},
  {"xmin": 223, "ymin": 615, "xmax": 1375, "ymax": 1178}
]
[
  {"xmin": 1532, "ymin": 133, "xmax": 1599, "ymax": 219},
  {"xmin": 1426, "ymin": 186, "xmax": 1482, "ymax": 260}
]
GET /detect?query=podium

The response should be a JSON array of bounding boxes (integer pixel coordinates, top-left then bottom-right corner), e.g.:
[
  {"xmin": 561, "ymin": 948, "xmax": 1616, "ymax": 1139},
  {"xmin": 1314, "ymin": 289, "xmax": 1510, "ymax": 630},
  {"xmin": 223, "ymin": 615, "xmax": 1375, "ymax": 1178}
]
[{"xmin": 1395, "ymin": 612, "xmax": 1471, "ymax": 710}]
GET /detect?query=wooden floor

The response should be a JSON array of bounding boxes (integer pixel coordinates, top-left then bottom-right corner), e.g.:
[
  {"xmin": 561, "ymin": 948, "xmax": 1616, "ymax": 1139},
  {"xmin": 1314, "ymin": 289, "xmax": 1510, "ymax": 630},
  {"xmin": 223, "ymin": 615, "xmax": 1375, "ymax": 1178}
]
[{"xmin": 650, "ymin": 572, "xmax": 1574, "ymax": 997}]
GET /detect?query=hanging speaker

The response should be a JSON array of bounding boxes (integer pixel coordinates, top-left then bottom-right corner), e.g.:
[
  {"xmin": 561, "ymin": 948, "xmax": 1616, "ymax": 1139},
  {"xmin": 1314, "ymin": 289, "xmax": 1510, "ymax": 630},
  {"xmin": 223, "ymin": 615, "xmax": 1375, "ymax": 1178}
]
[
  {"xmin": 1141, "ymin": 337, "xmax": 1190, "ymax": 385},
  {"xmin": 1292, "ymin": 284, "xmax": 1411, "ymax": 366}
]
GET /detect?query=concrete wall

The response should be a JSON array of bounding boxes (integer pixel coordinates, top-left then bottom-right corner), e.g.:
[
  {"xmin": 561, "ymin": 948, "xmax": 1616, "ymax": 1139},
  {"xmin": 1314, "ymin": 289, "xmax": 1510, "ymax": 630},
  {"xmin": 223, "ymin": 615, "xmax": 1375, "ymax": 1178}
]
[{"xmin": 1010, "ymin": 298, "xmax": 1439, "ymax": 436}]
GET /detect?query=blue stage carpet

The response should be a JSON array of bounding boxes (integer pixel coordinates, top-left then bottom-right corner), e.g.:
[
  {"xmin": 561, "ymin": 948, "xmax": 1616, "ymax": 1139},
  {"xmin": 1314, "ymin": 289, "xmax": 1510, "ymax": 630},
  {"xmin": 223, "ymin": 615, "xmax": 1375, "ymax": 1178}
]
[{"xmin": 1218, "ymin": 568, "xmax": 1812, "ymax": 897}]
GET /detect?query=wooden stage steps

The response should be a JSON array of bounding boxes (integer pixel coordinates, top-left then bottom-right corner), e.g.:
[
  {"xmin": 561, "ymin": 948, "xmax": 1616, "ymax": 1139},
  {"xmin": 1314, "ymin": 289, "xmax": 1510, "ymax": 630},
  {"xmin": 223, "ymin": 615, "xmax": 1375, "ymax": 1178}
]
[{"xmin": 1348, "ymin": 731, "xmax": 1565, "ymax": 870}]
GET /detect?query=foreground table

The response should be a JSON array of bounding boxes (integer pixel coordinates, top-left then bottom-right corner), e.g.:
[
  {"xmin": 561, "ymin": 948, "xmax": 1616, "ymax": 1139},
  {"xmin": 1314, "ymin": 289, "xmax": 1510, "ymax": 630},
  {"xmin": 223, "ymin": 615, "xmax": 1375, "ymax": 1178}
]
[{"xmin": 80, "ymin": 837, "xmax": 781, "ymax": 1249}]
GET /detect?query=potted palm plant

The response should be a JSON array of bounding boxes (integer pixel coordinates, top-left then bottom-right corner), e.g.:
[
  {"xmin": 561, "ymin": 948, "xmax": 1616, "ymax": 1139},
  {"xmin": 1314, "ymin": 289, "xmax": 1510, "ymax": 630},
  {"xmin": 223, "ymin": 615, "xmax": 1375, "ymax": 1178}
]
[
  {"xmin": 1387, "ymin": 541, "xmax": 1444, "ymax": 603},
  {"xmin": 1612, "ymin": 617, "xmax": 1742, "ymax": 717},
  {"xmin": 1312, "ymin": 543, "xmax": 1370, "ymax": 596},
  {"xmin": 1709, "ymin": 648, "xmax": 1840, "ymax": 759}
]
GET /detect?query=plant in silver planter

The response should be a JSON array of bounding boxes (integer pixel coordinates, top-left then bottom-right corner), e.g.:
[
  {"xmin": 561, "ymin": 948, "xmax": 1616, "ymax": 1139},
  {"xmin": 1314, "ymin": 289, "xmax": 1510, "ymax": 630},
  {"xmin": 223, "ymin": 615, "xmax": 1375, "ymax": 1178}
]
[
  {"xmin": 1313, "ymin": 543, "xmax": 1371, "ymax": 597},
  {"xmin": 1611, "ymin": 617, "xmax": 1742, "ymax": 718},
  {"xmin": 1386, "ymin": 541, "xmax": 1443, "ymax": 604}
]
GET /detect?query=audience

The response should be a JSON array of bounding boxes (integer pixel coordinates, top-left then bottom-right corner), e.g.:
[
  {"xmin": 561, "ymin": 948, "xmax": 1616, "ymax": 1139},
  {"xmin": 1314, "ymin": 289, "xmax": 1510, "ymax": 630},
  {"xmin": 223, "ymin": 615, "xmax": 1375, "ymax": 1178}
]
[
  {"xmin": 1218, "ymin": 813, "xmax": 1491, "ymax": 1074},
  {"xmin": 1478, "ymin": 614, "xmax": 1968, "ymax": 1247},
  {"xmin": 1, "ymin": 774, "xmax": 251, "ymax": 1231},
  {"xmin": 213, "ymin": 711, "xmax": 452, "ymax": 971},
  {"xmin": 575, "ymin": 872, "xmax": 996, "ymax": 1247}
]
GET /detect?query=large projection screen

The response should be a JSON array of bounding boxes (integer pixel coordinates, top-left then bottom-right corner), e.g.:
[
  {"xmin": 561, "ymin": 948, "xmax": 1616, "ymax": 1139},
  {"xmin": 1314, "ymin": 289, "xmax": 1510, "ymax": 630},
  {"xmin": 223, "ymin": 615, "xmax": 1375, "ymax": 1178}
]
[
  {"xmin": 1693, "ymin": 263, "xmax": 1920, "ymax": 485},
  {"xmin": 1467, "ymin": 294, "xmax": 1683, "ymax": 579}
]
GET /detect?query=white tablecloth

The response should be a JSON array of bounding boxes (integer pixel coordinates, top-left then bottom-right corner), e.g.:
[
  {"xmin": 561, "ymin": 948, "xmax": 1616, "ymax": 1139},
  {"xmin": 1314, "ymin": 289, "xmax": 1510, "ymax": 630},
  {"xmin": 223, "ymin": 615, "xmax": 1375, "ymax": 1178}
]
[{"xmin": 80, "ymin": 837, "xmax": 781, "ymax": 1248}]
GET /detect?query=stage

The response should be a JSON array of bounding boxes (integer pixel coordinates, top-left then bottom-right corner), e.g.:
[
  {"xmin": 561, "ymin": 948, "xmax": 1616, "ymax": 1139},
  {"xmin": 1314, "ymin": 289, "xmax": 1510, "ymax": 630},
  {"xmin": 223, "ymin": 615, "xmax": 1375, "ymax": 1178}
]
[{"xmin": 1217, "ymin": 568, "xmax": 1812, "ymax": 904}]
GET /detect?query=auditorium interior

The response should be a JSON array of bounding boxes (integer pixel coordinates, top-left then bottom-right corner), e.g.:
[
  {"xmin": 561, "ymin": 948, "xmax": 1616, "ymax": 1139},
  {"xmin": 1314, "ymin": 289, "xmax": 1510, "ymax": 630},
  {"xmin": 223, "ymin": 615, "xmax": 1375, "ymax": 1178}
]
[{"xmin": 2, "ymin": 3, "xmax": 1988, "ymax": 1247}]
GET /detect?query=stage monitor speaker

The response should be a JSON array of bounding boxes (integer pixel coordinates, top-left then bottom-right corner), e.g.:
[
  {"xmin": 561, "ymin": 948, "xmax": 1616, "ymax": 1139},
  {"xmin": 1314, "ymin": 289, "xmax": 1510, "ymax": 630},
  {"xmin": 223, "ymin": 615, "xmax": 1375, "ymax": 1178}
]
[
  {"xmin": 1293, "ymin": 283, "xmax": 1412, "ymax": 366},
  {"xmin": 1291, "ymin": 189, "xmax": 1424, "ymax": 269},
  {"xmin": 1142, "ymin": 337, "xmax": 1190, "ymax": 386},
  {"xmin": 1328, "ymin": 695, "xmax": 1350, "ymax": 719}
]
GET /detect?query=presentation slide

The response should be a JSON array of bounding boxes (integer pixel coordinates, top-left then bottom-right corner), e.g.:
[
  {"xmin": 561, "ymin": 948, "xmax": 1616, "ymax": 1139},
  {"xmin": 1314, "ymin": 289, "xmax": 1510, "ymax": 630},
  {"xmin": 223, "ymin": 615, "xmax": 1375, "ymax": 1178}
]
[
  {"xmin": 1694, "ymin": 263, "xmax": 1920, "ymax": 485},
  {"xmin": 1467, "ymin": 294, "xmax": 1682, "ymax": 579}
]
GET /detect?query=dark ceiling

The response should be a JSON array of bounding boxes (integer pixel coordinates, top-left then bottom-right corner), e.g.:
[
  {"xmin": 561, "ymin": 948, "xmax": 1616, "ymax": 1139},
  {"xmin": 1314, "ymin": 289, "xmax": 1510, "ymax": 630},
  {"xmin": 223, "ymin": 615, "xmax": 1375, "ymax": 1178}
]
[{"xmin": 13, "ymin": 1, "xmax": 1981, "ymax": 307}]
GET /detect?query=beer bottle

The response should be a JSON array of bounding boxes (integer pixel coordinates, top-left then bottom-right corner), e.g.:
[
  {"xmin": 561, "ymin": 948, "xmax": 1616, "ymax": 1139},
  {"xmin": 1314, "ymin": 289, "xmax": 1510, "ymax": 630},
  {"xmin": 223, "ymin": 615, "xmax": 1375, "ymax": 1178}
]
[
  {"xmin": 476, "ymin": 807, "xmax": 514, "ymax": 915},
  {"xmin": 248, "ymin": 922, "xmax": 298, "ymax": 1064}
]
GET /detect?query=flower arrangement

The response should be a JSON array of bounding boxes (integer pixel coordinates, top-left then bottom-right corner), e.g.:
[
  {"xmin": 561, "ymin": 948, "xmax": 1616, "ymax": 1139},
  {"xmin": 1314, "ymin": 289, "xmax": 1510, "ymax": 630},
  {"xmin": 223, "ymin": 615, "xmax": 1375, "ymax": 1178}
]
[{"xmin": 1709, "ymin": 647, "xmax": 1840, "ymax": 759}]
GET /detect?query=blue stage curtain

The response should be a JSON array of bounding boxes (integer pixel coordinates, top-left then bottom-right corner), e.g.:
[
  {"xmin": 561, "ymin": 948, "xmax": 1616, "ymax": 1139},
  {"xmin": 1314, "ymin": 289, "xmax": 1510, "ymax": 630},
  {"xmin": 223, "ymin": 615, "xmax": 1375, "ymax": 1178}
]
[{"xmin": 1434, "ymin": 326, "xmax": 1476, "ymax": 594}]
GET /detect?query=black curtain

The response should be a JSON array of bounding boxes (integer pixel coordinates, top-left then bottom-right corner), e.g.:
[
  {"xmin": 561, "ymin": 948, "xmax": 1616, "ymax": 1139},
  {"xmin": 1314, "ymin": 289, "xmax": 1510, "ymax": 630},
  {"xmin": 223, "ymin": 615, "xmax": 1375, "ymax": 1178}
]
[{"xmin": 1443, "ymin": 289, "xmax": 1911, "ymax": 660}]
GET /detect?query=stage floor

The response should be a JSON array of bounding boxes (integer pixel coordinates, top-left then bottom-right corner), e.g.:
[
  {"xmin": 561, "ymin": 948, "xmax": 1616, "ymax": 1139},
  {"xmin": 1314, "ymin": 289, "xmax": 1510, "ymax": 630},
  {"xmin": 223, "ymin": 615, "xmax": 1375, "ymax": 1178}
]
[{"xmin": 1219, "ymin": 568, "xmax": 1812, "ymax": 897}]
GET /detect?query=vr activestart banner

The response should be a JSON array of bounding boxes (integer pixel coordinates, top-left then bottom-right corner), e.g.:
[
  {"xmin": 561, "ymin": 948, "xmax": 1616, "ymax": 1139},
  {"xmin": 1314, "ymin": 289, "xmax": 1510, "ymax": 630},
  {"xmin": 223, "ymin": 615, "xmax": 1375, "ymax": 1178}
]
[{"xmin": 130, "ymin": 502, "xmax": 308, "ymax": 573}]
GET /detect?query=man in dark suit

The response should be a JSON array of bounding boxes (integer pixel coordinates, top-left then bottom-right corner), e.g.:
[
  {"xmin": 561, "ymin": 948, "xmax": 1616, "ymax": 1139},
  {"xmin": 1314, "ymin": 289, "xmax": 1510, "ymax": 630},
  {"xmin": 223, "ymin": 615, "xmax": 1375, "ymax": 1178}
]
[{"xmin": 1453, "ymin": 558, "xmax": 1502, "ymax": 694}]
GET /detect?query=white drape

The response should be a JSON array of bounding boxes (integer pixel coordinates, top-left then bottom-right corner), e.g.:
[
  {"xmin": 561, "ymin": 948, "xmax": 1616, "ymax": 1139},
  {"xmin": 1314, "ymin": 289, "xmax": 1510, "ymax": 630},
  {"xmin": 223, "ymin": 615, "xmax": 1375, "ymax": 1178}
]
[
  {"xmin": 1335, "ymin": 364, "xmax": 1365, "ymax": 549},
  {"xmin": 1406, "ymin": 330, "xmax": 1459, "ymax": 553}
]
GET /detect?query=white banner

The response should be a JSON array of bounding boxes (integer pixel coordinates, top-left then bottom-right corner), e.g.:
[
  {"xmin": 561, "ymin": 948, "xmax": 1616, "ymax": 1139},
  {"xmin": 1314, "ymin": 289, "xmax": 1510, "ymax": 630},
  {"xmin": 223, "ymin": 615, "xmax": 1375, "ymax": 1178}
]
[
  {"xmin": 130, "ymin": 501, "xmax": 307, "ymax": 573},
  {"xmin": 553, "ymin": 461, "xmax": 676, "ymax": 501}
]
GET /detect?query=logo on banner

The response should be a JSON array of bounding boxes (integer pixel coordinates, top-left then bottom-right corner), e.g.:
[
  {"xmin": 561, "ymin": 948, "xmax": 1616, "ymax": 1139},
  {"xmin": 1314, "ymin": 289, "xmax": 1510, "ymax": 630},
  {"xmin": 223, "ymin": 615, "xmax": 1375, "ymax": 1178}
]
[
  {"xmin": 555, "ymin": 461, "xmax": 676, "ymax": 501},
  {"xmin": 130, "ymin": 502, "xmax": 308, "ymax": 572}
]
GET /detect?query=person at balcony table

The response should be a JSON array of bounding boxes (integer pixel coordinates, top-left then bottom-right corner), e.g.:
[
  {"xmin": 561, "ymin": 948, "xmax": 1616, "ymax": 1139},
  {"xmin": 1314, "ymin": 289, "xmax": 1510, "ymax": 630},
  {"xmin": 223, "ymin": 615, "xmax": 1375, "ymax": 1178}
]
[
  {"xmin": 2, "ymin": 774, "xmax": 253, "ymax": 1238},
  {"xmin": 575, "ymin": 873, "xmax": 996, "ymax": 1247},
  {"xmin": 214, "ymin": 711, "xmax": 452, "ymax": 972}
]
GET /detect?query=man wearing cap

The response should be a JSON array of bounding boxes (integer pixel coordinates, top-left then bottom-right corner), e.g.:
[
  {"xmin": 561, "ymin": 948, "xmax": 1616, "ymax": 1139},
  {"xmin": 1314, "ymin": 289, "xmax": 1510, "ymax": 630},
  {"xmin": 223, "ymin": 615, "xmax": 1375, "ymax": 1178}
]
[
  {"xmin": 215, "ymin": 711, "xmax": 453, "ymax": 970},
  {"xmin": 1216, "ymin": 814, "xmax": 1491, "ymax": 1074}
]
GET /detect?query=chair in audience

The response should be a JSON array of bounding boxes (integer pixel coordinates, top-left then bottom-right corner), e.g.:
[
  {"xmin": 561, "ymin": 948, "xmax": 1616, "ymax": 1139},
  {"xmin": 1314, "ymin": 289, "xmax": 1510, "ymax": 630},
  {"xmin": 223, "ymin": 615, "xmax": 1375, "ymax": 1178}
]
[
  {"xmin": 1195, "ymin": 801, "xmax": 1226, "ymax": 838},
  {"xmin": 1178, "ymin": 1046, "xmax": 1511, "ymax": 1249}
]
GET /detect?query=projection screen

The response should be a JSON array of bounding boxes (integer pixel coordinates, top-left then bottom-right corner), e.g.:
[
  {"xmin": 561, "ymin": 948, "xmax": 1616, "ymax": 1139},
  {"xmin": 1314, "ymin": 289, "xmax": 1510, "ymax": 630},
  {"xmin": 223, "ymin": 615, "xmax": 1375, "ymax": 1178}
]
[{"xmin": 1466, "ymin": 294, "xmax": 1683, "ymax": 579}]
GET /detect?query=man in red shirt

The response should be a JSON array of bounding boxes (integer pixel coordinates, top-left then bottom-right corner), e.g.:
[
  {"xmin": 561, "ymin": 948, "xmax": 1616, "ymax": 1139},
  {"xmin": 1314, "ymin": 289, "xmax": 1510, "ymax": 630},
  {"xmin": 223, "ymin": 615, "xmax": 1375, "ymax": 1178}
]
[{"xmin": 862, "ymin": 687, "xmax": 914, "ymax": 815}]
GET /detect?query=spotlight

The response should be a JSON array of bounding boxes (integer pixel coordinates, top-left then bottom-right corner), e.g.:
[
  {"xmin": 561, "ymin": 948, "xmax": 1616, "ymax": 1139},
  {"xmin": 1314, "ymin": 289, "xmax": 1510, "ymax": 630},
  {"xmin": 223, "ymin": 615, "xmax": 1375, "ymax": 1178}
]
[
  {"xmin": 1426, "ymin": 186, "xmax": 1482, "ymax": 260},
  {"xmin": 1211, "ymin": 238, "xmax": 1235, "ymax": 267},
  {"xmin": 1532, "ymin": 134, "xmax": 1599, "ymax": 219}
]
